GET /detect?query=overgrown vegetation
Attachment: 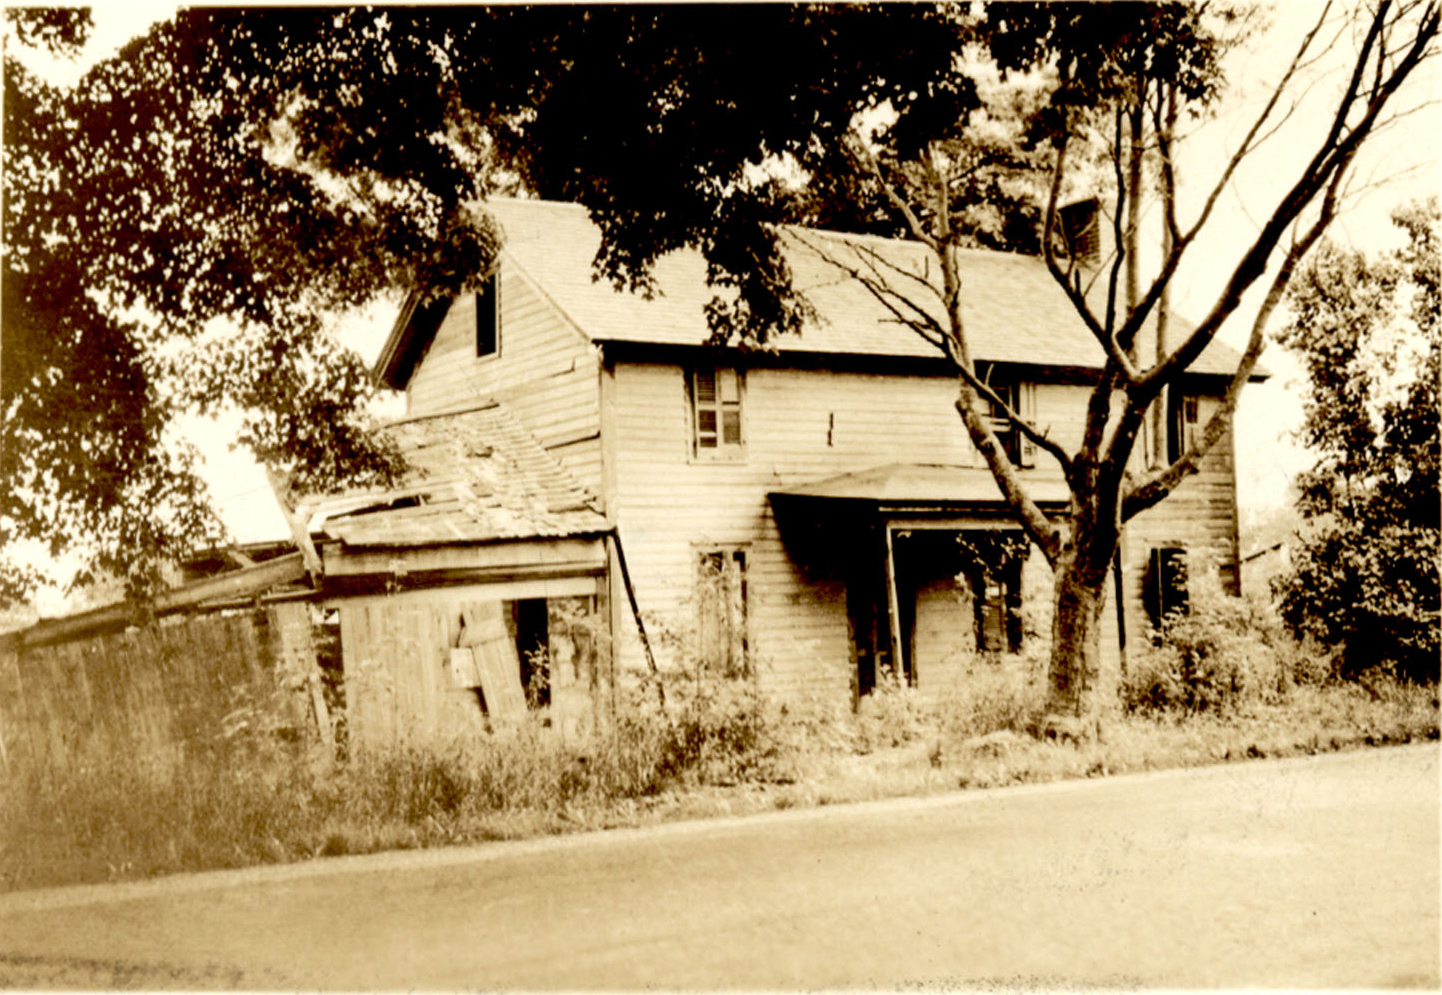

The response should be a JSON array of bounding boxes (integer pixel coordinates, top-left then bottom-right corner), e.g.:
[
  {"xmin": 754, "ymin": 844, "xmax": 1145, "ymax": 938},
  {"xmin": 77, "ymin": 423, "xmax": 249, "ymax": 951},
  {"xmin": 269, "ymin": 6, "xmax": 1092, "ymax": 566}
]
[
  {"xmin": 1124, "ymin": 567, "xmax": 1306, "ymax": 715},
  {"xmin": 4, "ymin": 587, "xmax": 1436, "ymax": 895},
  {"xmin": 0, "ymin": 680, "xmax": 788, "ymax": 894},
  {"xmin": 1272, "ymin": 199, "xmax": 1440, "ymax": 683}
]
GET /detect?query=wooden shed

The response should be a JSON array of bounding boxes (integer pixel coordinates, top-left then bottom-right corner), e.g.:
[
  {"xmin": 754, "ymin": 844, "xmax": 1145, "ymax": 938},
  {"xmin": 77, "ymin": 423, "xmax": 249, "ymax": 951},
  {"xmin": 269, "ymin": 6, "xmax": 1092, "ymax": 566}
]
[{"xmin": 300, "ymin": 402, "xmax": 615, "ymax": 751}]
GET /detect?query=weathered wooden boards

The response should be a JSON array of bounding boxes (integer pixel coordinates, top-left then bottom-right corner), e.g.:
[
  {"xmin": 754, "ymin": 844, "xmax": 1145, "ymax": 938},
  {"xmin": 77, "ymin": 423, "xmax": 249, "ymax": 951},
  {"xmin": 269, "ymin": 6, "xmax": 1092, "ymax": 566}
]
[
  {"xmin": 266, "ymin": 603, "xmax": 334, "ymax": 750},
  {"xmin": 0, "ymin": 612, "xmax": 292, "ymax": 776},
  {"xmin": 456, "ymin": 604, "xmax": 528, "ymax": 727},
  {"xmin": 339, "ymin": 591, "xmax": 607, "ymax": 754}
]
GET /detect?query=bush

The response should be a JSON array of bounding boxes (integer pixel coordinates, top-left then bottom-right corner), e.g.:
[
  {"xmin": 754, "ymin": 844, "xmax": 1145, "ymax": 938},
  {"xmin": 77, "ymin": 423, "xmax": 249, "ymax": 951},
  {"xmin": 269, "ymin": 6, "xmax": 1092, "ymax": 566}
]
[
  {"xmin": 852, "ymin": 672, "xmax": 929, "ymax": 750},
  {"xmin": 1123, "ymin": 568, "xmax": 1294, "ymax": 715}
]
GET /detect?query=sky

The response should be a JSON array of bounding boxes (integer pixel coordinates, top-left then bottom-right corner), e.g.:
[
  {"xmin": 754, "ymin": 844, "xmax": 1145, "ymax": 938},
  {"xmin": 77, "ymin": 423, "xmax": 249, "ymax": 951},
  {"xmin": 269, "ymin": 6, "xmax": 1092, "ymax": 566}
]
[
  {"xmin": 8, "ymin": 1, "xmax": 1440, "ymax": 610},
  {"xmin": 1161, "ymin": 2, "xmax": 1441, "ymax": 521}
]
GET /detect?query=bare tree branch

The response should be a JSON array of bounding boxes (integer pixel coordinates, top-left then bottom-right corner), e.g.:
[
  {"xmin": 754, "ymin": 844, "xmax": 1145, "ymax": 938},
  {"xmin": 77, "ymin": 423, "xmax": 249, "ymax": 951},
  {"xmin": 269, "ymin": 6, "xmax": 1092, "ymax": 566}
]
[
  {"xmin": 1108, "ymin": 1, "xmax": 1340, "ymax": 356},
  {"xmin": 1139, "ymin": 0, "xmax": 1438, "ymax": 395},
  {"xmin": 843, "ymin": 136, "xmax": 940, "ymax": 254},
  {"xmin": 1122, "ymin": 163, "xmax": 1349, "ymax": 520},
  {"xmin": 1039, "ymin": 121, "xmax": 1143, "ymax": 381}
]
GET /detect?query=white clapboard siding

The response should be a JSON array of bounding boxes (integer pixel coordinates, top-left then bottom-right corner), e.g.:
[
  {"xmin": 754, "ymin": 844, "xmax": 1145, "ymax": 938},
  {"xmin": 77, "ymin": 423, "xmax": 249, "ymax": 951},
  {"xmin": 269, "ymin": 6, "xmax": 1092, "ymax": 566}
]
[
  {"xmin": 603, "ymin": 361, "xmax": 1093, "ymax": 705},
  {"xmin": 405, "ymin": 267, "xmax": 603, "ymax": 494}
]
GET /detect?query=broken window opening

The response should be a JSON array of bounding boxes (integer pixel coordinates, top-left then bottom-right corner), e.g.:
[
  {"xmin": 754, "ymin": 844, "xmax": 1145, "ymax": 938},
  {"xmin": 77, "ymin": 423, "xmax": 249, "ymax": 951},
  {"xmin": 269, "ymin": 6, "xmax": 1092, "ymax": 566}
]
[
  {"xmin": 695, "ymin": 547, "xmax": 749, "ymax": 678},
  {"xmin": 513, "ymin": 598, "xmax": 550, "ymax": 708},
  {"xmin": 1144, "ymin": 546, "xmax": 1190, "ymax": 628},
  {"xmin": 452, "ymin": 598, "xmax": 551, "ymax": 724}
]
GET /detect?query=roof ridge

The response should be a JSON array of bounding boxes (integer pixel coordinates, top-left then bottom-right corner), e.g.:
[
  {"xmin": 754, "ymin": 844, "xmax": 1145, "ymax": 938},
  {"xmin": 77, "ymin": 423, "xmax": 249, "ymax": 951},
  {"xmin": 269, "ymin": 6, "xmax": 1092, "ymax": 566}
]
[{"xmin": 483, "ymin": 196, "xmax": 1044, "ymax": 265}]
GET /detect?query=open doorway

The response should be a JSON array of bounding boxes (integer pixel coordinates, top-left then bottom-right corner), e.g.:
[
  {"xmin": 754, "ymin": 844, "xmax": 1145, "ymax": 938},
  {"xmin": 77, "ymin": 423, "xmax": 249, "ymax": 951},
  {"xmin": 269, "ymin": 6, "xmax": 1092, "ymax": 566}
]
[{"xmin": 849, "ymin": 526, "xmax": 1029, "ymax": 701}]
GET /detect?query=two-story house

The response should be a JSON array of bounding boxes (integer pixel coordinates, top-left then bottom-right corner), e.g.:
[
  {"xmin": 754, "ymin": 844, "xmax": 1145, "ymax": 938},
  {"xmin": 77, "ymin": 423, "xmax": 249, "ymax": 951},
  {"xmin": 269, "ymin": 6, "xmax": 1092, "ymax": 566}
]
[{"xmin": 316, "ymin": 197, "xmax": 1256, "ymax": 743}]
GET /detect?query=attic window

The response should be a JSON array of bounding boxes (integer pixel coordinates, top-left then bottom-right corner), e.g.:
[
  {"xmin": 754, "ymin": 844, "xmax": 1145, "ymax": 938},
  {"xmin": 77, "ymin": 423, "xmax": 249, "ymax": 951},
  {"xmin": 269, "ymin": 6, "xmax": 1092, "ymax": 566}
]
[
  {"xmin": 476, "ymin": 273, "xmax": 499, "ymax": 358},
  {"xmin": 1059, "ymin": 199, "xmax": 1100, "ymax": 267},
  {"xmin": 690, "ymin": 367, "xmax": 745, "ymax": 460}
]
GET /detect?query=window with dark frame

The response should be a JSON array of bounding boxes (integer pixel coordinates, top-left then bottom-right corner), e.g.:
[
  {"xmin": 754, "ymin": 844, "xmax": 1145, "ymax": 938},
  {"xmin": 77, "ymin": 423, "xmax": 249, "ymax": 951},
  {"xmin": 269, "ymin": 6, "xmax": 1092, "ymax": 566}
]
[
  {"xmin": 691, "ymin": 367, "xmax": 744, "ymax": 459},
  {"xmin": 1166, "ymin": 390, "xmax": 1200, "ymax": 464},
  {"xmin": 988, "ymin": 381, "xmax": 1023, "ymax": 464},
  {"xmin": 1144, "ymin": 546, "xmax": 1190, "ymax": 625},
  {"xmin": 980, "ymin": 373, "xmax": 1036, "ymax": 468},
  {"xmin": 476, "ymin": 273, "xmax": 499, "ymax": 358}
]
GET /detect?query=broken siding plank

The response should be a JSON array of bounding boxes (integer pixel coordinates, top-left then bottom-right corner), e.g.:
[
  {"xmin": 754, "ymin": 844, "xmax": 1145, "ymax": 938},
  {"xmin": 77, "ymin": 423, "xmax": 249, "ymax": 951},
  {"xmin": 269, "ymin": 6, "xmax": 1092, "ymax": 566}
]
[
  {"xmin": 322, "ymin": 537, "xmax": 606, "ymax": 578},
  {"xmin": 0, "ymin": 554, "xmax": 308, "ymax": 652},
  {"xmin": 444, "ymin": 603, "xmax": 490, "ymax": 739},
  {"xmin": 463, "ymin": 602, "xmax": 528, "ymax": 727}
]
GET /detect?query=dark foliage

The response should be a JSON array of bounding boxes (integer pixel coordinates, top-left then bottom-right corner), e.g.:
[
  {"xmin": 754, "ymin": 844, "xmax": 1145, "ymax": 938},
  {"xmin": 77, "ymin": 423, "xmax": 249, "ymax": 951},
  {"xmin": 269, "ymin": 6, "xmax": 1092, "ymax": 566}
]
[{"xmin": 1274, "ymin": 200, "xmax": 1440, "ymax": 682}]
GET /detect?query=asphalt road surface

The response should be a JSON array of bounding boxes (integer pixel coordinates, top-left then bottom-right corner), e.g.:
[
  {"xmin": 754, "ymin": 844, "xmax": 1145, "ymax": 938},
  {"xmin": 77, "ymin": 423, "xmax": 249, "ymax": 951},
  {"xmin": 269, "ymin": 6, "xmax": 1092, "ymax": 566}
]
[{"xmin": 0, "ymin": 744, "xmax": 1436, "ymax": 990}]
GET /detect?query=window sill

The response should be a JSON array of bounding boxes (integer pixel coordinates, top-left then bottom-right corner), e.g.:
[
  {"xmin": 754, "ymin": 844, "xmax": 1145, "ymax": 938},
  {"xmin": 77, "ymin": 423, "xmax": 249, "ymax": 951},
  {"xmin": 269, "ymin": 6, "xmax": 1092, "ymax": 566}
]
[{"xmin": 689, "ymin": 450, "xmax": 748, "ymax": 465}]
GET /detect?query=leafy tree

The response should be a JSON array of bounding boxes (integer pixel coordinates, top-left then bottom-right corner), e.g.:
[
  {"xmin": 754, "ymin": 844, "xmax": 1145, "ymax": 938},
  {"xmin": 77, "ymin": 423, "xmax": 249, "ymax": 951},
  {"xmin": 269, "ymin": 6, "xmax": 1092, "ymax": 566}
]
[
  {"xmin": 1, "ymin": 4, "xmax": 968, "ymax": 599},
  {"xmin": 1273, "ymin": 199, "xmax": 1439, "ymax": 682},
  {"xmin": 3, "ymin": 4, "xmax": 1437, "ymax": 727}
]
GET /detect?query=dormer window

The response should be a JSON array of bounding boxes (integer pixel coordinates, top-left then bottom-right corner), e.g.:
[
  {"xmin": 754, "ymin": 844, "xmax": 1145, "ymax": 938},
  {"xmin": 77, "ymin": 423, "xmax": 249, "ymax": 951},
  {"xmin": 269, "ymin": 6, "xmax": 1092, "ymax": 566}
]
[
  {"xmin": 690, "ymin": 366, "xmax": 745, "ymax": 460},
  {"xmin": 476, "ymin": 273, "xmax": 499, "ymax": 358}
]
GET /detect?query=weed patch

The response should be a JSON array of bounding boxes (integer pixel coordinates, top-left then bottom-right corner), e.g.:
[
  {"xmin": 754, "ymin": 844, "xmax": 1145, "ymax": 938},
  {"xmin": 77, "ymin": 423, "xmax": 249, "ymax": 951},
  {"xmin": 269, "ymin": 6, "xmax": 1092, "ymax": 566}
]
[{"xmin": 3, "ymin": 632, "xmax": 1436, "ymax": 895}]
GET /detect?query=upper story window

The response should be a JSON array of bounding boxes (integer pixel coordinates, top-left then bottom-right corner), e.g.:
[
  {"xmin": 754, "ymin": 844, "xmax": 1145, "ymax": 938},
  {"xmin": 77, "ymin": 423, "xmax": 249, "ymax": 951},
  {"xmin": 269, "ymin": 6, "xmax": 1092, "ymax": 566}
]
[
  {"xmin": 982, "ymin": 376, "xmax": 1036, "ymax": 468},
  {"xmin": 476, "ymin": 273, "xmax": 499, "ymax": 358},
  {"xmin": 690, "ymin": 367, "xmax": 745, "ymax": 460},
  {"xmin": 1166, "ymin": 390, "xmax": 1200, "ymax": 463}
]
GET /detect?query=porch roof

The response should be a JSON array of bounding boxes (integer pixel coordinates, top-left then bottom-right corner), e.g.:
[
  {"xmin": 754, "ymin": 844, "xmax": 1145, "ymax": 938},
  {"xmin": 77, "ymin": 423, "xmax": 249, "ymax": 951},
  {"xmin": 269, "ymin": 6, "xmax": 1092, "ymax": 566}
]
[{"xmin": 769, "ymin": 463, "xmax": 1073, "ymax": 511}]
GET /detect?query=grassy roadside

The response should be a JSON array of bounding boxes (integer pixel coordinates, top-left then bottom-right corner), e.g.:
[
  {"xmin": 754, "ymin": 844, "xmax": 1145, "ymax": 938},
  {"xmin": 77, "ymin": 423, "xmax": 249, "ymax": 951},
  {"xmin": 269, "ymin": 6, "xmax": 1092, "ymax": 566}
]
[{"xmin": 2, "ymin": 672, "xmax": 1436, "ymax": 896}]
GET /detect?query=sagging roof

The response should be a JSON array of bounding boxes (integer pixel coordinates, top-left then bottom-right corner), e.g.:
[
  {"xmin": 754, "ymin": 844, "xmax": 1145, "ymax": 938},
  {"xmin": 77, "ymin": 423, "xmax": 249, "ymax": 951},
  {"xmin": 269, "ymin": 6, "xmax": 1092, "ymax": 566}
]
[
  {"xmin": 306, "ymin": 402, "xmax": 608, "ymax": 548},
  {"xmin": 769, "ymin": 463, "xmax": 1074, "ymax": 509},
  {"xmin": 378, "ymin": 198, "xmax": 1259, "ymax": 387}
]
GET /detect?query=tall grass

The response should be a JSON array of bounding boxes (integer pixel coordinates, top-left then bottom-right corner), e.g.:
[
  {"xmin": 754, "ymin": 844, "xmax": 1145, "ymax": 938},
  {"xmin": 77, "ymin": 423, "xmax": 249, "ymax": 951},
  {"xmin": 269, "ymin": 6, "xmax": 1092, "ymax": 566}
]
[
  {"xmin": 0, "ymin": 678, "xmax": 792, "ymax": 893},
  {"xmin": 3, "ymin": 586, "xmax": 1436, "ymax": 895}
]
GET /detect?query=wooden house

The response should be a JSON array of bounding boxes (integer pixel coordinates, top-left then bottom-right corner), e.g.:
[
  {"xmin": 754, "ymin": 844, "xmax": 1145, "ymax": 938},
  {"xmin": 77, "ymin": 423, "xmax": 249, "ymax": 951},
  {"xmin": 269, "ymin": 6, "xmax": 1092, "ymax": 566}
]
[{"xmin": 353, "ymin": 197, "xmax": 1260, "ymax": 719}]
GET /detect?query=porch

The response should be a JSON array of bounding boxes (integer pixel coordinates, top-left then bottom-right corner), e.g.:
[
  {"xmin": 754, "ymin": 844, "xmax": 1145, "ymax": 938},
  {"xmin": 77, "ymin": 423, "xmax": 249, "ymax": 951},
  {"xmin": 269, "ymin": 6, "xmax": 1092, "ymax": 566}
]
[{"xmin": 770, "ymin": 463, "xmax": 1075, "ymax": 702}]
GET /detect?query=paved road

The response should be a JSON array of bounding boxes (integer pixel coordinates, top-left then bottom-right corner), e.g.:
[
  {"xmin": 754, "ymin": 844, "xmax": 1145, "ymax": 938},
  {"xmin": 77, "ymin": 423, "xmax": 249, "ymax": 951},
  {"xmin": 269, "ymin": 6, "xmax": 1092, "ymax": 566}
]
[{"xmin": 0, "ymin": 745, "xmax": 1437, "ymax": 990}]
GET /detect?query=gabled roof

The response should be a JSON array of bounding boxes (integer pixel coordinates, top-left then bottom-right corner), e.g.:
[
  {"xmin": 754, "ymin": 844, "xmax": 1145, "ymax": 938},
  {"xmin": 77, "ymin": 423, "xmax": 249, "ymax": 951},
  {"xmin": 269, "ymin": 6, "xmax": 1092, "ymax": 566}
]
[
  {"xmin": 378, "ymin": 198, "xmax": 1259, "ymax": 386},
  {"xmin": 306, "ymin": 402, "xmax": 607, "ymax": 548}
]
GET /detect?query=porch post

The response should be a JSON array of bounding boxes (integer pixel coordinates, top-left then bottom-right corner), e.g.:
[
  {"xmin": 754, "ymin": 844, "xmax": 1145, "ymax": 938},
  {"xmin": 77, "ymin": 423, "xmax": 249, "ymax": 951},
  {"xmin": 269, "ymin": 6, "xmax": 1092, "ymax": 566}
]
[{"xmin": 883, "ymin": 523, "xmax": 903, "ymax": 683}]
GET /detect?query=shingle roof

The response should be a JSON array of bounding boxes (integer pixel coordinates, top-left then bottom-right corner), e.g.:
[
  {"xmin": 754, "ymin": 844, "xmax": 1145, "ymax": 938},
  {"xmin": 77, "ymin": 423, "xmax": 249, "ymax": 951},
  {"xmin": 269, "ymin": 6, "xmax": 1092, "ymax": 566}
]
[
  {"xmin": 306, "ymin": 402, "xmax": 607, "ymax": 548},
  {"xmin": 481, "ymin": 198, "xmax": 1252, "ymax": 378}
]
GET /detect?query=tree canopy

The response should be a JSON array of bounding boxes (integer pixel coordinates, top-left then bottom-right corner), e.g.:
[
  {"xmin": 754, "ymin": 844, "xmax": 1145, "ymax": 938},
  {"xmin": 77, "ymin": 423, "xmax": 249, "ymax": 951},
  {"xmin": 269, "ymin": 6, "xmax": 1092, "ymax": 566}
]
[
  {"xmin": 3, "ymin": 0, "xmax": 1437, "ymax": 723},
  {"xmin": 3, "ymin": 4, "xmax": 983, "ymax": 599},
  {"xmin": 1273, "ymin": 199, "xmax": 1439, "ymax": 681}
]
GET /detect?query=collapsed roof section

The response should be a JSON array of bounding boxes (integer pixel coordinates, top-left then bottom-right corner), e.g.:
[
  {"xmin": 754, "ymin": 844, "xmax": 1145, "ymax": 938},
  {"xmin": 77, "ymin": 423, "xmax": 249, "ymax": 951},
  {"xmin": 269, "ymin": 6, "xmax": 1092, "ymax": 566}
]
[{"xmin": 303, "ymin": 401, "xmax": 608, "ymax": 549}]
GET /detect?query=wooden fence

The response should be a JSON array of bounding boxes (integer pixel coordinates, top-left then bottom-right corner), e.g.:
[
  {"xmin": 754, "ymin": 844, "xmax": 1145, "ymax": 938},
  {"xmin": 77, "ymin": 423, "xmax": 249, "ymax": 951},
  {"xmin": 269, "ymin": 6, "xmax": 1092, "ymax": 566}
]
[{"xmin": 0, "ymin": 605, "xmax": 326, "ymax": 777}]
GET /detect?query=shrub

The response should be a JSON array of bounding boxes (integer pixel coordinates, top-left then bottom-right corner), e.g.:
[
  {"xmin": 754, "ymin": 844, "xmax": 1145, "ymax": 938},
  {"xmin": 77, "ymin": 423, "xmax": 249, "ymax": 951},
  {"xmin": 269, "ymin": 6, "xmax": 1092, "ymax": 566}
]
[
  {"xmin": 853, "ymin": 672, "xmax": 929, "ymax": 750},
  {"xmin": 1123, "ymin": 567, "xmax": 1294, "ymax": 715}
]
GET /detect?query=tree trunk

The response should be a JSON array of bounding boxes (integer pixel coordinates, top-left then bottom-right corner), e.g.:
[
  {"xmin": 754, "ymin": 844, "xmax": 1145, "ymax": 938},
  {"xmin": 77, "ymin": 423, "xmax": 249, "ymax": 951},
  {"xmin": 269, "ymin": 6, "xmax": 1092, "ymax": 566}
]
[
  {"xmin": 1044, "ymin": 503, "xmax": 1121, "ymax": 728},
  {"xmin": 1046, "ymin": 557, "xmax": 1110, "ymax": 718}
]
